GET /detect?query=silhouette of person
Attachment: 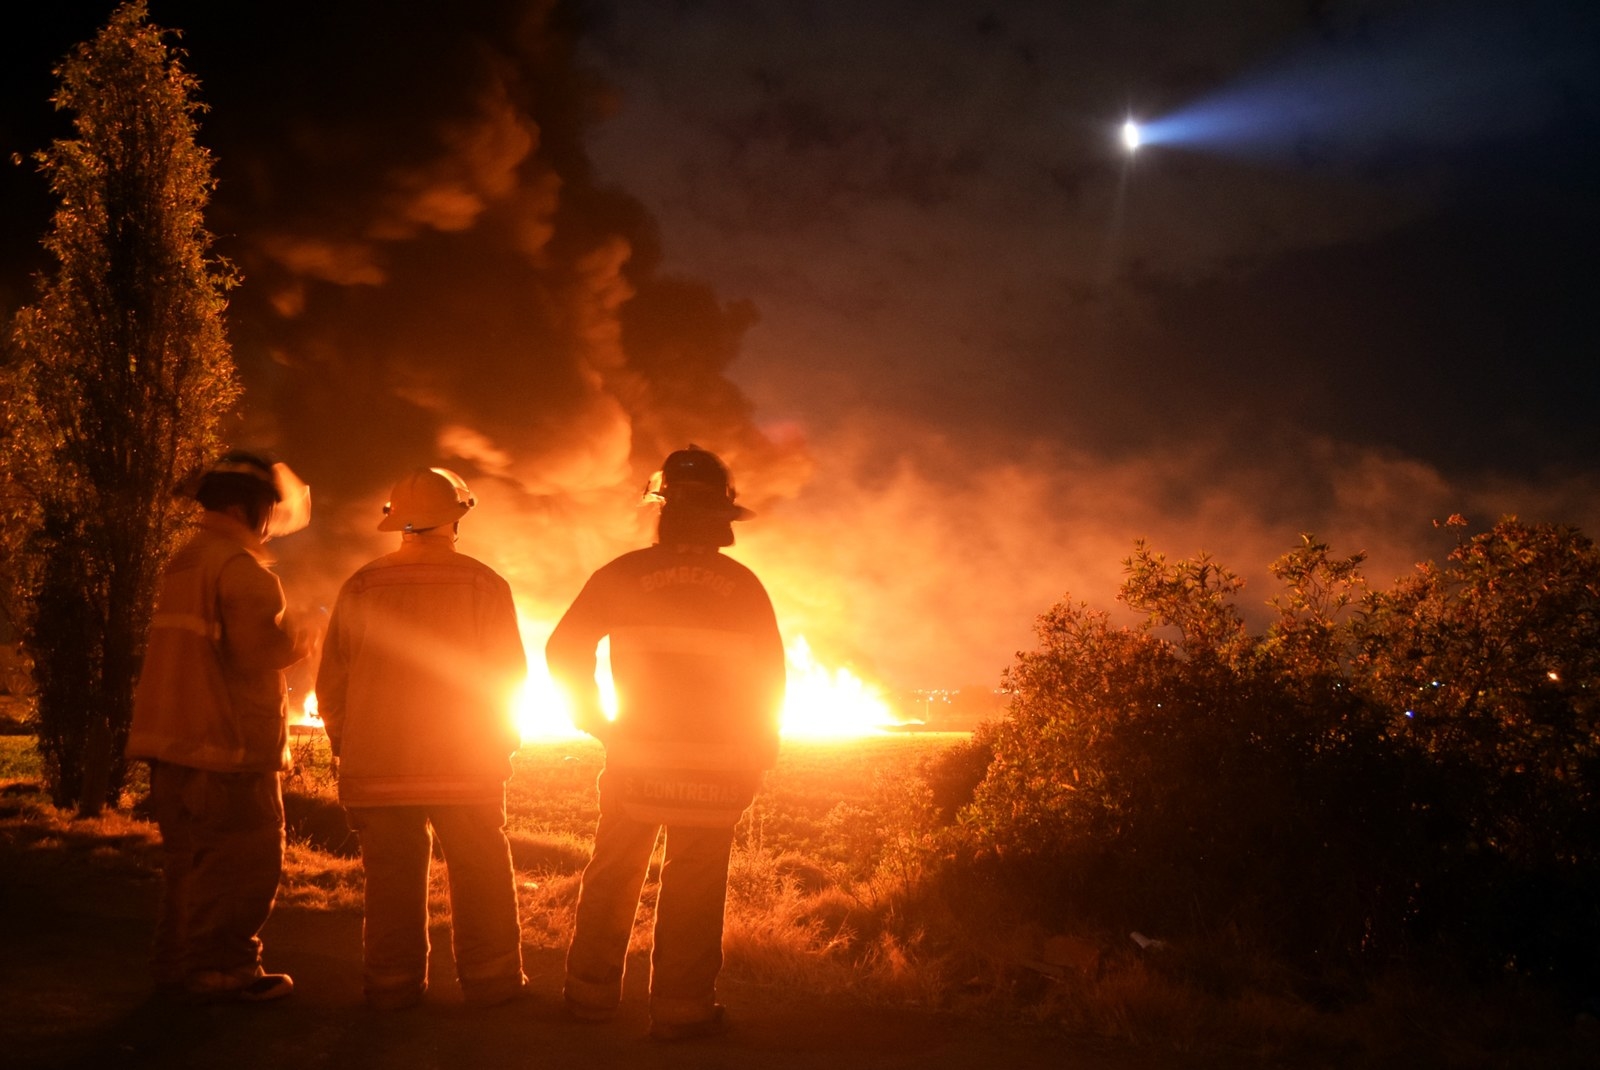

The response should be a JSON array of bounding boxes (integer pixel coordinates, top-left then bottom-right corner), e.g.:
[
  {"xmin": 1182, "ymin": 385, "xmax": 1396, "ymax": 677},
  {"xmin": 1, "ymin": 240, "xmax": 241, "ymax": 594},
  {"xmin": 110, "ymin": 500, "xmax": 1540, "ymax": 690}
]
[
  {"xmin": 549, "ymin": 445, "xmax": 784, "ymax": 1040},
  {"xmin": 128, "ymin": 450, "xmax": 313, "ymax": 1002},
  {"xmin": 316, "ymin": 467, "xmax": 527, "ymax": 1009}
]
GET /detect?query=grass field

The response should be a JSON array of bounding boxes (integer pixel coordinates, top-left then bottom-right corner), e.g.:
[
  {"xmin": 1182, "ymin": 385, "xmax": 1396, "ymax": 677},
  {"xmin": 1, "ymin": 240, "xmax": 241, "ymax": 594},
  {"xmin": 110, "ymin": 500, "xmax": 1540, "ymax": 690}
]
[
  {"xmin": 503, "ymin": 734, "xmax": 969, "ymax": 1003},
  {"xmin": 275, "ymin": 732, "xmax": 969, "ymax": 991},
  {"xmin": 0, "ymin": 733, "xmax": 39, "ymax": 781},
  {"xmin": 2, "ymin": 730, "xmax": 972, "ymax": 1005},
  {"xmin": 4, "ymin": 730, "xmax": 1597, "ymax": 1065}
]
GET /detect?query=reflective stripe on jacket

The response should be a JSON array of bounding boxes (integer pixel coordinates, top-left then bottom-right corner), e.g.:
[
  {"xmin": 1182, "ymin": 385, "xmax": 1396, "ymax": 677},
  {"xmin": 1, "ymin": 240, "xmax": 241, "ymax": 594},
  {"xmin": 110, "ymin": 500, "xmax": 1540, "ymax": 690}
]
[
  {"xmin": 316, "ymin": 531, "xmax": 526, "ymax": 808},
  {"xmin": 127, "ymin": 513, "xmax": 302, "ymax": 772}
]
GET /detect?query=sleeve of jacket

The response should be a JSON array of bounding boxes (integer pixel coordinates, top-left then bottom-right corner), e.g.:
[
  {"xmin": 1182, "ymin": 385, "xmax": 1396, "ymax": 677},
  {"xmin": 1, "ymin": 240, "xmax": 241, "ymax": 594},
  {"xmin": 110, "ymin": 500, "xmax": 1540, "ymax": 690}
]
[
  {"xmin": 479, "ymin": 574, "xmax": 527, "ymax": 756},
  {"xmin": 545, "ymin": 570, "xmax": 612, "ymax": 740},
  {"xmin": 751, "ymin": 583, "xmax": 787, "ymax": 769},
  {"xmin": 314, "ymin": 587, "xmax": 353, "ymax": 758},
  {"xmin": 218, "ymin": 554, "xmax": 306, "ymax": 673}
]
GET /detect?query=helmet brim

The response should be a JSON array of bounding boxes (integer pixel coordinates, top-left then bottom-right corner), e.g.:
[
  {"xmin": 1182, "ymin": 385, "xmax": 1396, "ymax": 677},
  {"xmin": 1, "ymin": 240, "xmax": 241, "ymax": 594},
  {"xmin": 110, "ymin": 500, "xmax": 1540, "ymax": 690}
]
[{"xmin": 376, "ymin": 502, "xmax": 470, "ymax": 532}]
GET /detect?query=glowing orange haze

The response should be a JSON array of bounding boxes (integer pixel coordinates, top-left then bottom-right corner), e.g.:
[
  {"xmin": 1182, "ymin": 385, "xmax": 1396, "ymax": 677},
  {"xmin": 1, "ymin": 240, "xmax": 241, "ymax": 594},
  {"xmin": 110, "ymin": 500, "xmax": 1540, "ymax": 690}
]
[
  {"xmin": 282, "ymin": 462, "xmax": 926, "ymax": 744},
  {"xmin": 294, "ymin": 622, "xmax": 904, "ymax": 743},
  {"xmin": 510, "ymin": 621, "xmax": 902, "ymax": 741}
]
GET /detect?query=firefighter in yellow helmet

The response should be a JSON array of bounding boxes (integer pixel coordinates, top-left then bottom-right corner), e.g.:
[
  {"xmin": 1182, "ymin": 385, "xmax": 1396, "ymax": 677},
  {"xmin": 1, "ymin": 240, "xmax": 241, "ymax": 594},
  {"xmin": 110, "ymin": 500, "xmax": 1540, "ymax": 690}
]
[
  {"xmin": 128, "ymin": 450, "xmax": 314, "ymax": 1002},
  {"xmin": 548, "ymin": 446, "xmax": 785, "ymax": 1040},
  {"xmin": 315, "ymin": 467, "xmax": 528, "ymax": 1009}
]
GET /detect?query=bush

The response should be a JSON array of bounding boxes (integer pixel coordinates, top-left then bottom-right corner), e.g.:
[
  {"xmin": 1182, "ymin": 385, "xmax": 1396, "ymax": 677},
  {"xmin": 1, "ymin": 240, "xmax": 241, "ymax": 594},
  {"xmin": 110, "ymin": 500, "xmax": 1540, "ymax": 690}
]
[
  {"xmin": 949, "ymin": 524, "xmax": 1600, "ymax": 988},
  {"xmin": 922, "ymin": 735, "xmax": 992, "ymax": 826},
  {"xmin": 1357, "ymin": 518, "xmax": 1600, "ymax": 980}
]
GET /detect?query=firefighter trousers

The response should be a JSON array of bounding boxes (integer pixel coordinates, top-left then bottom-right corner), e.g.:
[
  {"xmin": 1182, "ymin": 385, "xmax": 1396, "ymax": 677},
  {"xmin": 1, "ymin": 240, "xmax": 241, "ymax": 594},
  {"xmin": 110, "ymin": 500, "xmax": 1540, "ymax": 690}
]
[
  {"xmin": 564, "ymin": 788, "xmax": 736, "ymax": 1027},
  {"xmin": 149, "ymin": 762, "xmax": 285, "ymax": 985},
  {"xmin": 346, "ymin": 802, "xmax": 525, "ymax": 1007}
]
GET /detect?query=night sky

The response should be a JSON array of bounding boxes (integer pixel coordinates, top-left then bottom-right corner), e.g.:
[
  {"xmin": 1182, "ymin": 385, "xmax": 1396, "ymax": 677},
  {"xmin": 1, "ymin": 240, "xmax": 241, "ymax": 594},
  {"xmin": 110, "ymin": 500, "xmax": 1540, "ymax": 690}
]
[{"xmin": 3, "ymin": 0, "xmax": 1597, "ymax": 690}]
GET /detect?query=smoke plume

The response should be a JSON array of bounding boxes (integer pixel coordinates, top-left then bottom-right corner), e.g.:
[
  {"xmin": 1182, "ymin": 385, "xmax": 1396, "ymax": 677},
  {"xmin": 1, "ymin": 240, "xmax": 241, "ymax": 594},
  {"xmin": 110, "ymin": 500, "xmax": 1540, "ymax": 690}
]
[{"xmin": 5, "ymin": 2, "xmax": 1596, "ymax": 698}]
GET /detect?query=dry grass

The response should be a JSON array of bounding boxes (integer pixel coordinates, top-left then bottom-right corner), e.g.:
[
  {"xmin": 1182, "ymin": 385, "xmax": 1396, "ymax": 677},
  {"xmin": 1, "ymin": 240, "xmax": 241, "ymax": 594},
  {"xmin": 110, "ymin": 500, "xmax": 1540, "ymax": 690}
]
[
  {"xmin": 0, "ymin": 734, "xmax": 41, "ymax": 783},
  {"xmin": 494, "ymin": 735, "xmax": 968, "ymax": 1009},
  {"xmin": 505, "ymin": 740, "xmax": 606, "ymax": 840},
  {"xmin": 0, "ymin": 777, "xmax": 163, "ymax": 882},
  {"xmin": 515, "ymin": 868, "xmax": 582, "ymax": 947},
  {"xmin": 4, "ymin": 731, "xmax": 1597, "ymax": 1066},
  {"xmin": 278, "ymin": 840, "xmax": 364, "ymax": 911}
]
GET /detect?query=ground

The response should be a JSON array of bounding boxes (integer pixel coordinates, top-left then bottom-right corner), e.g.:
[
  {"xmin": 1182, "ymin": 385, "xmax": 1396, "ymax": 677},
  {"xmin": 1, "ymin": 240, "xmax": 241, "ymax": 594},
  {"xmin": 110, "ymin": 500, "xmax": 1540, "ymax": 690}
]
[{"xmin": 0, "ymin": 803, "xmax": 1182, "ymax": 1070}]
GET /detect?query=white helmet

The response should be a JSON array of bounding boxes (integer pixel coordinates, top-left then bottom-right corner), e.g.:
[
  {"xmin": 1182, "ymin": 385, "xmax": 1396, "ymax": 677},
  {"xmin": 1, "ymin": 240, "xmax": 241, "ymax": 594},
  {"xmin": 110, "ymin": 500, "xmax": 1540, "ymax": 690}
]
[{"xmin": 378, "ymin": 467, "xmax": 475, "ymax": 532}]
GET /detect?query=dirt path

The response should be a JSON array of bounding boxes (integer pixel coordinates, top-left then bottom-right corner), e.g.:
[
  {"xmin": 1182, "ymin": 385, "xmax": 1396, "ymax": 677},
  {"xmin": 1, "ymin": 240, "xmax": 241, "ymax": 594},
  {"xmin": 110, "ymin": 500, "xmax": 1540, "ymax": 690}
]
[{"xmin": 0, "ymin": 826, "xmax": 1175, "ymax": 1070}]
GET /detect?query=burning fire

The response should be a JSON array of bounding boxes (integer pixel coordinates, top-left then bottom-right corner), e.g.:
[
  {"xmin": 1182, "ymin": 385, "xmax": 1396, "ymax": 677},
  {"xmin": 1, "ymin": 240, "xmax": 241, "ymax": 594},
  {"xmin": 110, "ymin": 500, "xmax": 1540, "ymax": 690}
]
[
  {"xmin": 512, "ymin": 629, "xmax": 900, "ymax": 742},
  {"xmin": 295, "ymin": 626, "xmax": 902, "ymax": 744},
  {"xmin": 289, "ymin": 688, "xmax": 324, "ymax": 735},
  {"xmin": 777, "ymin": 635, "xmax": 898, "ymax": 738}
]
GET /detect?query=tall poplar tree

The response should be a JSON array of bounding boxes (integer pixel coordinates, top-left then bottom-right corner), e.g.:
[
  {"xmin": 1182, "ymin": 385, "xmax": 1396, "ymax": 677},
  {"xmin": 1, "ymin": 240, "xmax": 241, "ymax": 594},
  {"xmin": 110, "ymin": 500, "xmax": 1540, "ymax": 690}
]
[{"xmin": 0, "ymin": 1, "xmax": 239, "ymax": 814}]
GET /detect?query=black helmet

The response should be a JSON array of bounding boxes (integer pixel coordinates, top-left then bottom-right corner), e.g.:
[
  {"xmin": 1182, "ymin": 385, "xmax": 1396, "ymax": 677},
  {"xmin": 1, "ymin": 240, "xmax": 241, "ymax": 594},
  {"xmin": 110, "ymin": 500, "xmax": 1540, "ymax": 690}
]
[
  {"xmin": 191, "ymin": 451, "xmax": 281, "ymax": 507},
  {"xmin": 186, "ymin": 450, "xmax": 312, "ymax": 538},
  {"xmin": 642, "ymin": 444, "xmax": 754, "ymax": 520}
]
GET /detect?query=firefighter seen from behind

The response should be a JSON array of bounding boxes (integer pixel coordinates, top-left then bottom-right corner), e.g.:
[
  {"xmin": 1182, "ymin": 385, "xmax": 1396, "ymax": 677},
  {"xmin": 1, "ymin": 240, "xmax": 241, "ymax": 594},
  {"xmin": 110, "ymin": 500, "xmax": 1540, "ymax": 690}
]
[
  {"xmin": 548, "ymin": 445, "xmax": 785, "ymax": 1041},
  {"xmin": 316, "ymin": 467, "xmax": 528, "ymax": 1010}
]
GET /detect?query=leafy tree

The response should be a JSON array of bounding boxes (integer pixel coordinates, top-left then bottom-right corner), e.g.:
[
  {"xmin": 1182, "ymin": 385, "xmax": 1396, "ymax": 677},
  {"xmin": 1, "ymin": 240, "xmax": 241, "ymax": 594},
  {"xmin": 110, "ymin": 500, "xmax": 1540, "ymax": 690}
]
[
  {"xmin": 1261, "ymin": 533, "xmax": 1368, "ymax": 681},
  {"xmin": 1120, "ymin": 540, "xmax": 1250, "ymax": 658},
  {"xmin": 0, "ymin": 1, "xmax": 238, "ymax": 814}
]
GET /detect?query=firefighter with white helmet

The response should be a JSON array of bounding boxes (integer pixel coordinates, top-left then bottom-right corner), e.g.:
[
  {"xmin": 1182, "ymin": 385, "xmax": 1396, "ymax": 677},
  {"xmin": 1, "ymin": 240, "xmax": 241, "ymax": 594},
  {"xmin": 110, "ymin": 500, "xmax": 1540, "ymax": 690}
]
[
  {"xmin": 316, "ymin": 467, "xmax": 527, "ymax": 1009},
  {"xmin": 128, "ymin": 450, "xmax": 314, "ymax": 1002},
  {"xmin": 549, "ymin": 445, "xmax": 785, "ymax": 1040}
]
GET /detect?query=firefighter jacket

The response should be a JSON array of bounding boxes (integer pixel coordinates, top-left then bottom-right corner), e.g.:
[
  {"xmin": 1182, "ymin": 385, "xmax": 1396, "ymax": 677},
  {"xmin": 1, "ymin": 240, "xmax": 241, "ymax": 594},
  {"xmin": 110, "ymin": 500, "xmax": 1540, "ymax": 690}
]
[
  {"xmin": 316, "ymin": 530, "xmax": 526, "ymax": 808},
  {"xmin": 546, "ymin": 542, "xmax": 785, "ymax": 826},
  {"xmin": 128, "ymin": 512, "xmax": 306, "ymax": 773}
]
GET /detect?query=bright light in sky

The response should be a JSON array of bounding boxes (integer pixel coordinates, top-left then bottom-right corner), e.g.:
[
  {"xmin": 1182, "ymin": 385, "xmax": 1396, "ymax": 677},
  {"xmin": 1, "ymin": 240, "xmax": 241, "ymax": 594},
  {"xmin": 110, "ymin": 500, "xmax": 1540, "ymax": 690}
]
[{"xmin": 1121, "ymin": 118, "xmax": 1142, "ymax": 152}]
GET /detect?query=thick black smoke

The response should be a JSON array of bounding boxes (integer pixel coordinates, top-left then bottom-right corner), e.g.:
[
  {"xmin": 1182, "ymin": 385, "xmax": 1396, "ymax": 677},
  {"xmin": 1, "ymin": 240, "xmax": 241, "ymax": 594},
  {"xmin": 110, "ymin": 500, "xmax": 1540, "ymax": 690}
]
[{"xmin": 5, "ymin": 2, "xmax": 808, "ymax": 627}]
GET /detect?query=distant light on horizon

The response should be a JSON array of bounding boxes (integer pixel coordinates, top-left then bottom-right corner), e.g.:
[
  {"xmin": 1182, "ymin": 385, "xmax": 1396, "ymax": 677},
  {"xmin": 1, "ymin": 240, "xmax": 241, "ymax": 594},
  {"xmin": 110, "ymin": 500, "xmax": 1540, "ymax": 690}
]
[{"xmin": 1121, "ymin": 118, "xmax": 1142, "ymax": 152}]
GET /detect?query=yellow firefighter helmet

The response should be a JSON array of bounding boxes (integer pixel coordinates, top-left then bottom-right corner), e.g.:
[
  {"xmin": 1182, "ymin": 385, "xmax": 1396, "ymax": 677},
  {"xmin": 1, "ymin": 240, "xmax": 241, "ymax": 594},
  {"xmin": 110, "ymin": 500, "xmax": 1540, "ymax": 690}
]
[{"xmin": 379, "ymin": 467, "xmax": 476, "ymax": 532}]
